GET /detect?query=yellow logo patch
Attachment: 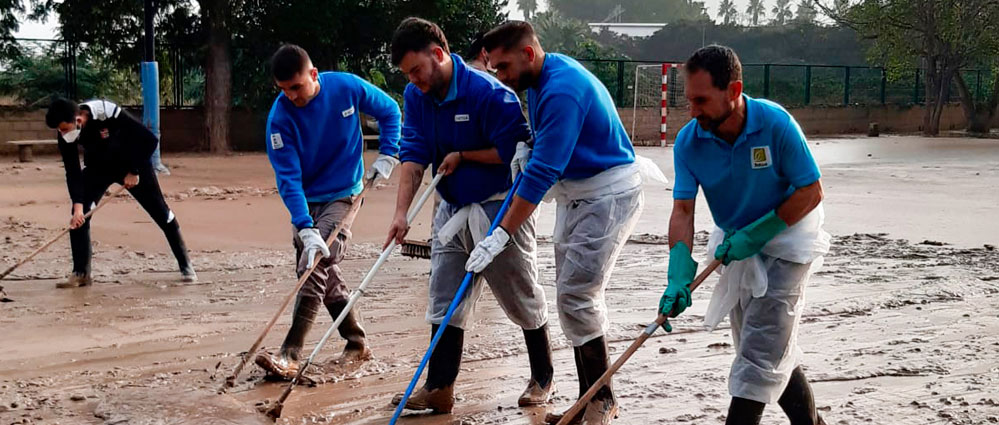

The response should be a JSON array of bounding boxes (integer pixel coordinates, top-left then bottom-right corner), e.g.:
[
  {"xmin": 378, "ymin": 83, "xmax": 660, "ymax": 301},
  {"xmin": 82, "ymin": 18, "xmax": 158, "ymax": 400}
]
[{"xmin": 751, "ymin": 146, "xmax": 772, "ymax": 169}]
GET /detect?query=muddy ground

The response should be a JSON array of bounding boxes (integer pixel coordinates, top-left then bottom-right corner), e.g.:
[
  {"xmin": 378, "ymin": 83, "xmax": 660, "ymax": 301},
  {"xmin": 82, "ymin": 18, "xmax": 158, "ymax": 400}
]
[{"xmin": 1, "ymin": 135, "xmax": 998, "ymax": 425}]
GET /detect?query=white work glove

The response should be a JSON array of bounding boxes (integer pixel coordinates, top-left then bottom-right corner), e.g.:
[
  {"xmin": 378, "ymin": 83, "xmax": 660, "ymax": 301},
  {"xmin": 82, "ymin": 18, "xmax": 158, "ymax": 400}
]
[
  {"xmin": 298, "ymin": 227, "xmax": 331, "ymax": 269},
  {"xmin": 465, "ymin": 227, "xmax": 511, "ymax": 273},
  {"xmin": 510, "ymin": 141, "xmax": 532, "ymax": 181},
  {"xmin": 366, "ymin": 154, "xmax": 400, "ymax": 181}
]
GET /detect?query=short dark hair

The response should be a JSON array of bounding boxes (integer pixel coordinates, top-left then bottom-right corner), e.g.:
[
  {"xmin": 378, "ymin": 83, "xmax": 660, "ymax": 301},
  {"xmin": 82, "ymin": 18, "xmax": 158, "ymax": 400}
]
[
  {"xmin": 46, "ymin": 97, "xmax": 78, "ymax": 129},
  {"xmin": 481, "ymin": 20, "xmax": 535, "ymax": 53},
  {"xmin": 270, "ymin": 44, "xmax": 311, "ymax": 82},
  {"xmin": 391, "ymin": 17, "xmax": 450, "ymax": 66},
  {"xmin": 684, "ymin": 45, "xmax": 742, "ymax": 90},
  {"xmin": 464, "ymin": 31, "xmax": 486, "ymax": 60}
]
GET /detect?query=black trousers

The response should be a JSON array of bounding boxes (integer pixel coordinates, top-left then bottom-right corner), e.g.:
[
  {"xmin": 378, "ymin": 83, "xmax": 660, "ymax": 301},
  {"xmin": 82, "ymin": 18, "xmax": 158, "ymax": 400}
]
[{"xmin": 69, "ymin": 165, "xmax": 190, "ymax": 275}]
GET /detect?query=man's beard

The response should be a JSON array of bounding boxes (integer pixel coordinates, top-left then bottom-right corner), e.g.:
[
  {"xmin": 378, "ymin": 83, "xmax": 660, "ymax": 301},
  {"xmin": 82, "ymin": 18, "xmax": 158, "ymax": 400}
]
[
  {"xmin": 508, "ymin": 68, "xmax": 536, "ymax": 92},
  {"xmin": 696, "ymin": 106, "xmax": 733, "ymax": 133},
  {"xmin": 428, "ymin": 64, "xmax": 448, "ymax": 96}
]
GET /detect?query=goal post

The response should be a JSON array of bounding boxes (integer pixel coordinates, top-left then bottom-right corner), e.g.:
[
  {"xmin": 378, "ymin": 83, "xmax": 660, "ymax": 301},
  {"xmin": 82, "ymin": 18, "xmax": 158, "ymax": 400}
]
[{"xmin": 629, "ymin": 63, "xmax": 684, "ymax": 146}]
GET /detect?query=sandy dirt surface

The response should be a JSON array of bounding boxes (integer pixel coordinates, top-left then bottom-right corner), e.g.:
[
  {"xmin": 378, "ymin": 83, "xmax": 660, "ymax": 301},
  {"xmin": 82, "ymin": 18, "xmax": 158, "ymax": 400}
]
[{"xmin": 1, "ymin": 136, "xmax": 998, "ymax": 425}]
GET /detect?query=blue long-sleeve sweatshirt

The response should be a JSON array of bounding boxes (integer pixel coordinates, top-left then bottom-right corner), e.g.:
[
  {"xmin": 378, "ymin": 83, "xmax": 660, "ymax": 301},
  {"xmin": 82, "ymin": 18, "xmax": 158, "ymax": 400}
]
[
  {"xmin": 399, "ymin": 54, "xmax": 531, "ymax": 208},
  {"xmin": 519, "ymin": 53, "xmax": 636, "ymax": 204},
  {"xmin": 266, "ymin": 72, "xmax": 401, "ymax": 229}
]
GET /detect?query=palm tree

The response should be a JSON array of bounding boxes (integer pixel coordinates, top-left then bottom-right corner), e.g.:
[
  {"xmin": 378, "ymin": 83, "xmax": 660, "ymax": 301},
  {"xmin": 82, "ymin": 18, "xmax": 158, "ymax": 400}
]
[
  {"xmin": 745, "ymin": 0, "xmax": 766, "ymax": 26},
  {"xmin": 771, "ymin": 0, "xmax": 793, "ymax": 25},
  {"xmin": 794, "ymin": 0, "xmax": 817, "ymax": 23},
  {"xmin": 717, "ymin": 0, "xmax": 738, "ymax": 24},
  {"xmin": 518, "ymin": 0, "xmax": 538, "ymax": 20}
]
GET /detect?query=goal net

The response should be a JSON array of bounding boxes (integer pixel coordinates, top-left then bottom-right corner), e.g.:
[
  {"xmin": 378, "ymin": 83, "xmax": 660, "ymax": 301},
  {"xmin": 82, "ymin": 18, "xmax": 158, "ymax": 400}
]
[{"xmin": 628, "ymin": 63, "xmax": 686, "ymax": 146}]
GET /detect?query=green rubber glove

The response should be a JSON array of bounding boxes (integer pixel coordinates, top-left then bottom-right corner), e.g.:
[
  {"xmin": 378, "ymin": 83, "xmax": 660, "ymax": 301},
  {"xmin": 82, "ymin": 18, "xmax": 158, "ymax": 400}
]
[
  {"xmin": 714, "ymin": 210, "xmax": 788, "ymax": 265},
  {"xmin": 659, "ymin": 241, "xmax": 697, "ymax": 332}
]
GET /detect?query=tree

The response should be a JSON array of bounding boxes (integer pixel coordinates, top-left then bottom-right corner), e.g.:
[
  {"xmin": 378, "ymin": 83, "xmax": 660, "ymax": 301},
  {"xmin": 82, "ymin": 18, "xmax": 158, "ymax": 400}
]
[
  {"xmin": 771, "ymin": 0, "xmax": 793, "ymax": 25},
  {"xmin": 718, "ymin": 0, "xmax": 739, "ymax": 24},
  {"xmin": 199, "ymin": 0, "xmax": 230, "ymax": 153},
  {"xmin": 826, "ymin": 0, "xmax": 999, "ymax": 135},
  {"xmin": 794, "ymin": 0, "xmax": 818, "ymax": 23},
  {"xmin": 518, "ymin": 0, "xmax": 537, "ymax": 20},
  {"xmin": 746, "ymin": 0, "xmax": 767, "ymax": 26},
  {"xmin": 548, "ymin": 0, "xmax": 709, "ymax": 23}
]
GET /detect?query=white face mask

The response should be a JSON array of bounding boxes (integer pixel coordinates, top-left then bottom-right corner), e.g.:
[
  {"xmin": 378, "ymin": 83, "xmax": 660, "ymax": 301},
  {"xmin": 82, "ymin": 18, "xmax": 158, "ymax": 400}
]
[{"xmin": 62, "ymin": 129, "xmax": 80, "ymax": 143}]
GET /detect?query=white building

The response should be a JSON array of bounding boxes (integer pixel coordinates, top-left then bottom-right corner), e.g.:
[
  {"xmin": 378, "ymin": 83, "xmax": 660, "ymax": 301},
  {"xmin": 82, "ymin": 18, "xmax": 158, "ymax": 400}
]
[{"xmin": 587, "ymin": 22, "xmax": 666, "ymax": 38}]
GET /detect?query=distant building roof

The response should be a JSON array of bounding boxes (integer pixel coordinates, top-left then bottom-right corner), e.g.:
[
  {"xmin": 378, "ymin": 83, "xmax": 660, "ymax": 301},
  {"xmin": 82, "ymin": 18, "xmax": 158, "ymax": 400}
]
[{"xmin": 588, "ymin": 23, "xmax": 666, "ymax": 38}]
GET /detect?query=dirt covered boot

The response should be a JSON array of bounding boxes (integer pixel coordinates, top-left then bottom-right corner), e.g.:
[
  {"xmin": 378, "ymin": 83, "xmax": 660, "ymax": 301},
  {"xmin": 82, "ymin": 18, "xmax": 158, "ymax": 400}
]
[
  {"xmin": 545, "ymin": 346, "xmax": 587, "ymax": 424},
  {"xmin": 390, "ymin": 324, "xmax": 463, "ymax": 413},
  {"xmin": 57, "ymin": 272, "xmax": 92, "ymax": 288},
  {"xmin": 327, "ymin": 300, "xmax": 372, "ymax": 361},
  {"xmin": 255, "ymin": 295, "xmax": 322, "ymax": 380},
  {"xmin": 578, "ymin": 336, "xmax": 617, "ymax": 424},
  {"xmin": 519, "ymin": 323, "xmax": 556, "ymax": 406}
]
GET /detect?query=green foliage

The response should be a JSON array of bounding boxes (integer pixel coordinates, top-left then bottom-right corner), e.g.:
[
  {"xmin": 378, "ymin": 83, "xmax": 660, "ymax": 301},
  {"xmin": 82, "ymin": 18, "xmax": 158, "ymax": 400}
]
[
  {"xmin": 718, "ymin": 0, "xmax": 739, "ymax": 24},
  {"xmin": 771, "ymin": 0, "xmax": 793, "ymax": 25},
  {"xmin": 517, "ymin": 0, "xmax": 537, "ymax": 20},
  {"xmin": 746, "ymin": 0, "xmax": 766, "ymax": 25},
  {"xmin": 794, "ymin": 0, "xmax": 817, "ymax": 23},
  {"xmin": 548, "ymin": 0, "xmax": 709, "ymax": 23}
]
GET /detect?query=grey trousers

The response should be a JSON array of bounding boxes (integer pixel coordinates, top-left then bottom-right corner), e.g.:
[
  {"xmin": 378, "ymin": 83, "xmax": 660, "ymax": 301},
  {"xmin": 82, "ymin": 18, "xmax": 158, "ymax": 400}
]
[
  {"xmin": 427, "ymin": 198, "xmax": 548, "ymax": 331},
  {"xmin": 291, "ymin": 197, "xmax": 356, "ymax": 307}
]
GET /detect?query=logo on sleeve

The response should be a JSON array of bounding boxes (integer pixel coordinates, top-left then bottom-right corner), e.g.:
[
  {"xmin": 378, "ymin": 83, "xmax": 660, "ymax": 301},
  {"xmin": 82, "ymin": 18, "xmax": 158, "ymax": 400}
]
[
  {"xmin": 270, "ymin": 133, "xmax": 284, "ymax": 150},
  {"xmin": 751, "ymin": 146, "xmax": 772, "ymax": 169},
  {"xmin": 454, "ymin": 114, "xmax": 470, "ymax": 122},
  {"xmin": 341, "ymin": 106, "xmax": 355, "ymax": 118}
]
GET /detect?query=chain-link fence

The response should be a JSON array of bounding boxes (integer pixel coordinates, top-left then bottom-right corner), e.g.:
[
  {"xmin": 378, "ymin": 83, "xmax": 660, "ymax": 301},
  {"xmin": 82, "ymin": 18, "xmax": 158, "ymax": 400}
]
[
  {"xmin": 3, "ymin": 43, "xmax": 992, "ymax": 111},
  {"xmin": 577, "ymin": 58, "xmax": 994, "ymax": 109}
]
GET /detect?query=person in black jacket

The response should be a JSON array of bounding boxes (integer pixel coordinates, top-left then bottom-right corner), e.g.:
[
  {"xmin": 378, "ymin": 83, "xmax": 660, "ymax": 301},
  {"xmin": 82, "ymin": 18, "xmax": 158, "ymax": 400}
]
[{"xmin": 45, "ymin": 98, "xmax": 196, "ymax": 288}]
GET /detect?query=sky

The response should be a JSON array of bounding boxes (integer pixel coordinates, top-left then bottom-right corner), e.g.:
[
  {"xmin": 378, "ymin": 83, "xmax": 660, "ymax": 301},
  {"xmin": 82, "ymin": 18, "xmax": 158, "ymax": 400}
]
[
  {"xmin": 17, "ymin": 0, "xmax": 759, "ymax": 39},
  {"xmin": 504, "ymin": 0, "xmax": 755, "ymax": 22}
]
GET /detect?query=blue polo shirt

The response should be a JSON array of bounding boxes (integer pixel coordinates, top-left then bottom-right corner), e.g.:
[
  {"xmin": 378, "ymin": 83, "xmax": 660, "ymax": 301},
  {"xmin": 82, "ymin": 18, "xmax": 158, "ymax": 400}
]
[
  {"xmin": 519, "ymin": 53, "xmax": 636, "ymax": 204},
  {"xmin": 673, "ymin": 94, "xmax": 821, "ymax": 231},
  {"xmin": 399, "ymin": 54, "xmax": 530, "ymax": 208}
]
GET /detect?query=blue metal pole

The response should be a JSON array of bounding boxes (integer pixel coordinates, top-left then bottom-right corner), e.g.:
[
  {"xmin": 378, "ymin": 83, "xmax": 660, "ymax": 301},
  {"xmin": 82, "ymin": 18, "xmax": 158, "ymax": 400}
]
[
  {"xmin": 389, "ymin": 174, "xmax": 525, "ymax": 424},
  {"xmin": 141, "ymin": 62, "xmax": 166, "ymax": 173},
  {"xmin": 143, "ymin": 0, "xmax": 168, "ymax": 174}
]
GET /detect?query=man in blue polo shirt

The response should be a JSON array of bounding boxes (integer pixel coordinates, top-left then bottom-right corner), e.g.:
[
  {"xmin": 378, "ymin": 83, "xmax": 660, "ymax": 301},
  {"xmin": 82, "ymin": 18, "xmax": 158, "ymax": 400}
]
[
  {"xmin": 480, "ymin": 21, "xmax": 646, "ymax": 424},
  {"xmin": 384, "ymin": 18, "xmax": 554, "ymax": 413},
  {"xmin": 255, "ymin": 44, "xmax": 402, "ymax": 380},
  {"xmin": 658, "ymin": 45, "xmax": 829, "ymax": 425}
]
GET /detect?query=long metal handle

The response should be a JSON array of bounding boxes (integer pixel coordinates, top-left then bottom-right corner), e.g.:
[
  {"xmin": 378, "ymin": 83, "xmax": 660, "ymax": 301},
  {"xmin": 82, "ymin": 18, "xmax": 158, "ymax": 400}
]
[
  {"xmin": 222, "ymin": 178, "xmax": 377, "ymax": 391},
  {"xmin": 270, "ymin": 173, "xmax": 444, "ymax": 409},
  {"xmin": 555, "ymin": 259, "xmax": 722, "ymax": 425},
  {"xmin": 1, "ymin": 185, "xmax": 127, "ymax": 280},
  {"xmin": 389, "ymin": 173, "xmax": 524, "ymax": 424}
]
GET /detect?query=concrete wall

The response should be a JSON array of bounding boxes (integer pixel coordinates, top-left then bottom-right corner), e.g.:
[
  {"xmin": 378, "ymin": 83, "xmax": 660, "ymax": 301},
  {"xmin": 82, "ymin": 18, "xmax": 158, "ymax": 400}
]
[
  {"xmin": 3, "ymin": 103, "xmax": 996, "ymax": 156},
  {"xmin": 624, "ymin": 103, "xmax": 999, "ymax": 146},
  {"xmin": 0, "ymin": 107, "xmax": 266, "ymax": 156}
]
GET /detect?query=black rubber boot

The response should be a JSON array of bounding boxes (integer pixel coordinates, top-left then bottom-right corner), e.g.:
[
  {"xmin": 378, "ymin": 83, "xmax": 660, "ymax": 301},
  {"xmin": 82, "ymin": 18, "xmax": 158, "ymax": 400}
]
[
  {"xmin": 726, "ymin": 397, "xmax": 766, "ymax": 425},
  {"xmin": 578, "ymin": 336, "xmax": 617, "ymax": 424},
  {"xmin": 280, "ymin": 295, "xmax": 323, "ymax": 361},
  {"xmin": 390, "ymin": 324, "xmax": 463, "ymax": 413},
  {"xmin": 425, "ymin": 324, "xmax": 464, "ymax": 390},
  {"xmin": 326, "ymin": 300, "xmax": 371, "ymax": 360},
  {"xmin": 518, "ymin": 323, "xmax": 555, "ymax": 406},
  {"xmin": 161, "ymin": 218, "xmax": 192, "ymax": 272},
  {"xmin": 778, "ymin": 366, "xmax": 826, "ymax": 425}
]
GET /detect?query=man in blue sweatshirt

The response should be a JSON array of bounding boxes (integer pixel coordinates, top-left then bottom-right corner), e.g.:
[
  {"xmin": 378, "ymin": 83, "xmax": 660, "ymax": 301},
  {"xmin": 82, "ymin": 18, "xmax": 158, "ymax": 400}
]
[
  {"xmin": 255, "ymin": 44, "xmax": 402, "ymax": 380},
  {"xmin": 384, "ymin": 18, "xmax": 553, "ymax": 413},
  {"xmin": 479, "ymin": 21, "xmax": 645, "ymax": 424}
]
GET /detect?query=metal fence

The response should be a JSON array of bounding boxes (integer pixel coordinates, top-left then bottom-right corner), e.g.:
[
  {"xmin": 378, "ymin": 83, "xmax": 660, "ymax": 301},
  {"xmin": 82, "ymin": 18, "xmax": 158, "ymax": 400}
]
[
  {"xmin": 1, "ymin": 38, "xmax": 203, "ymax": 108},
  {"xmin": 576, "ymin": 58, "xmax": 996, "ymax": 109},
  {"xmin": 4, "ymin": 41, "xmax": 994, "ymax": 111}
]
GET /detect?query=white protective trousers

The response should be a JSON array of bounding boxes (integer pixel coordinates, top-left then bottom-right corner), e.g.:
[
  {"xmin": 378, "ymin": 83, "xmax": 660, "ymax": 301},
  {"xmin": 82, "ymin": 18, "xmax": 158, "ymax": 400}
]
[
  {"xmin": 704, "ymin": 204, "xmax": 831, "ymax": 404},
  {"xmin": 549, "ymin": 158, "xmax": 666, "ymax": 346}
]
